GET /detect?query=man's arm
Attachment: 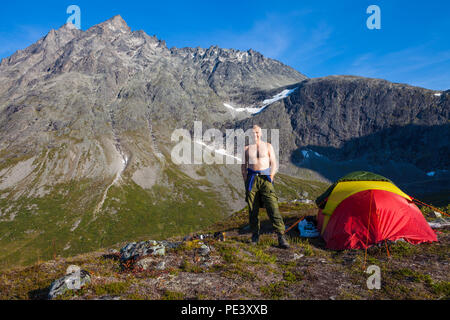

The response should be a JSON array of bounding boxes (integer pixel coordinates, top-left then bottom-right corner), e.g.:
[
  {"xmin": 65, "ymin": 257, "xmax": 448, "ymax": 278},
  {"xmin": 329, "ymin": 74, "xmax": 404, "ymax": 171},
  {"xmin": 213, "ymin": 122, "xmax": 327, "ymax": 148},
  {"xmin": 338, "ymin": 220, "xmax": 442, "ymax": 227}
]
[
  {"xmin": 268, "ymin": 143, "xmax": 278, "ymax": 182},
  {"xmin": 241, "ymin": 146, "xmax": 249, "ymax": 182}
]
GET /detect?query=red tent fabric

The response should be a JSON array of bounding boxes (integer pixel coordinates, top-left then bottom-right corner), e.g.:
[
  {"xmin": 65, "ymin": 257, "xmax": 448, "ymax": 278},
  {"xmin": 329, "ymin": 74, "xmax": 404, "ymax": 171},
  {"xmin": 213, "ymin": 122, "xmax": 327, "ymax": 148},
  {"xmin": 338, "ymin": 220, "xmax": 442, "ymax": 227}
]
[{"xmin": 319, "ymin": 189, "xmax": 437, "ymax": 250}]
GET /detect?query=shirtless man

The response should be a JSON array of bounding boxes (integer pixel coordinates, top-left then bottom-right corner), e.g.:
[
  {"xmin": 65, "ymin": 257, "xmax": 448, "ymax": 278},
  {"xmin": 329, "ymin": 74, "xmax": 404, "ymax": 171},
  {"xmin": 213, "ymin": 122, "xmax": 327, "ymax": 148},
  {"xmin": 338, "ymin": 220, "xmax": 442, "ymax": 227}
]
[{"xmin": 241, "ymin": 125, "xmax": 289, "ymax": 249}]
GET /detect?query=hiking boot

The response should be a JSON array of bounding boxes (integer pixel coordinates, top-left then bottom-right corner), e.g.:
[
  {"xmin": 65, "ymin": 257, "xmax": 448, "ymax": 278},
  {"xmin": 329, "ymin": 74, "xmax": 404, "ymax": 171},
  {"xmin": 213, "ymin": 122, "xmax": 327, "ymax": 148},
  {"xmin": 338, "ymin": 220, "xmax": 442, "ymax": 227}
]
[
  {"xmin": 278, "ymin": 234, "xmax": 290, "ymax": 249},
  {"xmin": 251, "ymin": 233, "xmax": 260, "ymax": 245}
]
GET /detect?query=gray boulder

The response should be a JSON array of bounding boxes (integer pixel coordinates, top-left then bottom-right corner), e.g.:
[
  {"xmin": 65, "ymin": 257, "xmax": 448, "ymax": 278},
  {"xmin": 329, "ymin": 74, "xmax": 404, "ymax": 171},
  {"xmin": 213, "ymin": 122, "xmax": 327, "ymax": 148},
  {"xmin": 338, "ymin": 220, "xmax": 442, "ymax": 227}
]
[
  {"xmin": 48, "ymin": 267, "xmax": 91, "ymax": 299},
  {"xmin": 198, "ymin": 244, "xmax": 211, "ymax": 256},
  {"xmin": 136, "ymin": 257, "xmax": 156, "ymax": 270},
  {"xmin": 120, "ymin": 240, "xmax": 170, "ymax": 261}
]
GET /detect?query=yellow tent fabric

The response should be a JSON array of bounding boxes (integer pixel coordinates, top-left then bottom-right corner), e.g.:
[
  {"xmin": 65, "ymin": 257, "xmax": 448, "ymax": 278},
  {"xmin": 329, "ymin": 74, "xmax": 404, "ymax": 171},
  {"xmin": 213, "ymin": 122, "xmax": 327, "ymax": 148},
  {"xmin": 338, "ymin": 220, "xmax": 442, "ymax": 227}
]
[
  {"xmin": 320, "ymin": 181, "xmax": 412, "ymax": 234},
  {"xmin": 322, "ymin": 181, "xmax": 411, "ymax": 215}
]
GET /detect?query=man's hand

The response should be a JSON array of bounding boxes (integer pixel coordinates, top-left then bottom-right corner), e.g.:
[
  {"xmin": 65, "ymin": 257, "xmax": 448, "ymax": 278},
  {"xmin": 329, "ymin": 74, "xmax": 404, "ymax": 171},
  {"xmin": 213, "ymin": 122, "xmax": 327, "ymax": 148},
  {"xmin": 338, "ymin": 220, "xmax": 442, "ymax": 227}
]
[{"xmin": 270, "ymin": 174, "xmax": 275, "ymax": 183}]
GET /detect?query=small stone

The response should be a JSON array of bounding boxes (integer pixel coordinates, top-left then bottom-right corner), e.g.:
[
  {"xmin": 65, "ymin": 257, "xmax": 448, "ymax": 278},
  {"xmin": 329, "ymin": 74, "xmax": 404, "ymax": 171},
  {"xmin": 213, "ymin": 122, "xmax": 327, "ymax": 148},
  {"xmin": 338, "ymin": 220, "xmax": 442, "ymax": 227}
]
[
  {"xmin": 155, "ymin": 261, "xmax": 166, "ymax": 270},
  {"xmin": 152, "ymin": 245, "xmax": 165, "ymax": 256},
  {"xmin": 293, "ymin": 253, "xmax": 304, "ymax": 260},
  {"xmin": 136, "ymin": 257, "xmax": 155, "ymax": 270},
  {"xmin": 199, "ymin": 244, "xmax": 211, "ymax": 256},
  {"xmin": 108, "ymin": 249, "xmax": 119, "ymax": 255},
  {"xmin": 431, "ymin": 211, "xmax": 442, "ymax": 218},
  {"xmin": 201, "ymin": 261, "xmax": 214, "ymax": 268}
]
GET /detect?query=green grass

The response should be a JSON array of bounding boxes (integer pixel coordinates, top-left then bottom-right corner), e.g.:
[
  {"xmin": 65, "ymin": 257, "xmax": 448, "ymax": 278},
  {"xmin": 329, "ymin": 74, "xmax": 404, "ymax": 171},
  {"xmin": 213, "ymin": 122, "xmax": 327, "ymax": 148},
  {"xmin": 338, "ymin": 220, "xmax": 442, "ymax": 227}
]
[
  {"xmin": 216, "ymin": 243, "xmax": 240, "ymax": 264},
  {"xmin": 0, "ymin": 163, "xmax": 227, "ymax": 270},
  {"xmin": 0, "ymin": 178, "xmax": 104, "ymax": 268},
  {"xmin": 259, "ymin": 281, "xmax": 289, "ymax": 299},
  {"xmin": 274, "ymin": 173, "xmax": 329, "ymax": 201},
  {"xmin": 431, "ymin": 281, "xmax": 450, "ymax": 299},
  {"xmin": 93, "ymin": 282, "xmax": 130, "ymax": 296},
  {"xmin": 390, "ymin": 268, "xmax": 449, "ymax": 298},
  {"xmin": 298, "ymin": 239, "xmax": 314, "ymax": 256},
  {"xmin": 282, "ymin": 270, "xmax": 304, "ymax": 283},
  {"xmin": 246, "ymin": 246, "xmax": 277, "ymax": 264},
  {"xmin": 389, "ymin": 241, "xmax": 420, "ymax": 258},
  {"xmin": 180, "ymin": 260, "xmax": 204, "ymax": 273},
  {"xmin": 161, "ymin": 289, "xmax": 185, "ymax": 300}
]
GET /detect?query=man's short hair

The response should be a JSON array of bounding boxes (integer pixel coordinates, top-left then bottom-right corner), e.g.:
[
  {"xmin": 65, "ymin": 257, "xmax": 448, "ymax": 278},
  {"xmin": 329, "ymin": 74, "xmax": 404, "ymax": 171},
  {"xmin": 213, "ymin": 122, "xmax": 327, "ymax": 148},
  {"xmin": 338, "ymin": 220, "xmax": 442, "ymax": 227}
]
[{"xmin": 252, "ymin": 124, "xmax": 262, "ymax": 131}]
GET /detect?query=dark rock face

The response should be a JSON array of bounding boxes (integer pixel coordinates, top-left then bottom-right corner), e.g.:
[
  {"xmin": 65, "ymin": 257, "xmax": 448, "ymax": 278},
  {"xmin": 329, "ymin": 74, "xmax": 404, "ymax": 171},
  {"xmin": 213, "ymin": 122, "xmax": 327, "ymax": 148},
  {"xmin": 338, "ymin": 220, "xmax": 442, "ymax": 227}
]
[{"xmin": 285, "ymin": 77, "xmax": 447, "ymax": 148}]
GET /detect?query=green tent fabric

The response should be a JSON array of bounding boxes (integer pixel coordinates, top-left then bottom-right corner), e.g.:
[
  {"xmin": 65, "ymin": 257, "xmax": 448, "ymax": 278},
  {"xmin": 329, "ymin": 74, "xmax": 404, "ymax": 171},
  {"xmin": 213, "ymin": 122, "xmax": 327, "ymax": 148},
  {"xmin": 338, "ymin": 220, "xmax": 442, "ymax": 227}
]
[
  {"xmin": 336, "ymin": 171, "xmax": 392, "ymax": 183},
  {"xmin": 315, "ymin": 171, "xmax": 393, "ymax": 208}
]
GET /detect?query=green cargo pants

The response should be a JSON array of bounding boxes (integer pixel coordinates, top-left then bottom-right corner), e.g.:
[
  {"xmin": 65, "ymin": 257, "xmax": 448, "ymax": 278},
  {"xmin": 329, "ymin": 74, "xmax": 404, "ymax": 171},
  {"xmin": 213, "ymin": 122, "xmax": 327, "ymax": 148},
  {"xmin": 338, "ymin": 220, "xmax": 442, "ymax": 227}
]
[{"xmin": 245, "ymin": 175, "xmax": 285, "ymax": 235}]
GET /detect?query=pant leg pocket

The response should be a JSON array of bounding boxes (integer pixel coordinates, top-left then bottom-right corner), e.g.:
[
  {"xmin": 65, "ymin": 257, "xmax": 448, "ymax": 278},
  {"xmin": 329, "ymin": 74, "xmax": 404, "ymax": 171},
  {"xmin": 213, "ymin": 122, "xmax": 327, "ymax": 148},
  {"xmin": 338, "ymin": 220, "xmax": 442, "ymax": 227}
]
[{"xmin": 268, "ymin": 187, "xmax": 279, "ymax": 202}]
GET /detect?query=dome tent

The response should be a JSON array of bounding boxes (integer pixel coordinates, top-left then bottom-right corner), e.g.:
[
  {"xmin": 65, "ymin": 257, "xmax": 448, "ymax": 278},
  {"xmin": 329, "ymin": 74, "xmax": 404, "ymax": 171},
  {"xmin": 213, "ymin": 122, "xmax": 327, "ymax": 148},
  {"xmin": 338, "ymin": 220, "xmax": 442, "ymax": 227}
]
[{"xmin": 315, "ymin": 171, "xmax": 437, "ymax": 250}]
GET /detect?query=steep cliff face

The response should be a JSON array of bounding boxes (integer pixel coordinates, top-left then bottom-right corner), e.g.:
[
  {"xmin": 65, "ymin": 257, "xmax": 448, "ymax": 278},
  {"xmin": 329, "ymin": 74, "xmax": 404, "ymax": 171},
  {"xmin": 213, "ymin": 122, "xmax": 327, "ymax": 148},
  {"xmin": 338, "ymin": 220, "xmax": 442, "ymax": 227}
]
[{"xmin": 285, "ymin": 76, "xmax": 448, "ymax": 151}]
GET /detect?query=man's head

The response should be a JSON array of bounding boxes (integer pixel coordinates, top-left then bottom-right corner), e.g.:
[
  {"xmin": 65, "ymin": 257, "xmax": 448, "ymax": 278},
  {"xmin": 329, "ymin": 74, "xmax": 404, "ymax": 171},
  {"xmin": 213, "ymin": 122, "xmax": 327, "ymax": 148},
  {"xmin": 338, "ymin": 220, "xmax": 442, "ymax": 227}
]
[{"xmin": 251, "ymin": 125, "xmax": 262, "ymax": 143}]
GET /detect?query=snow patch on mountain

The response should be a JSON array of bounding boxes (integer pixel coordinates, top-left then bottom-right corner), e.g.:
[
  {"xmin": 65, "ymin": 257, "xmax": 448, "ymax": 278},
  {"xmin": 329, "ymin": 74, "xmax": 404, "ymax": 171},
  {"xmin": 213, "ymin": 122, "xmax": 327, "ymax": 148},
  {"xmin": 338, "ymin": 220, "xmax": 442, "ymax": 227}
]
[
  {"xmin": 262, "ymin": 88, "xmax": 297, "ymax": 106},
  {"xmin": 194, "ymin": 140, "xmax": 242, "ymax": 162},
  {"xmin": 224, "ymin": 87, "xmax": 297, "ymax": 115},
  {"xmin": 426, "ymin": 169, "xmax": 449, "ymax": 177},
  {"xmin": 301, "ymin": 149, "xmax": 326, "ymax": 160}
]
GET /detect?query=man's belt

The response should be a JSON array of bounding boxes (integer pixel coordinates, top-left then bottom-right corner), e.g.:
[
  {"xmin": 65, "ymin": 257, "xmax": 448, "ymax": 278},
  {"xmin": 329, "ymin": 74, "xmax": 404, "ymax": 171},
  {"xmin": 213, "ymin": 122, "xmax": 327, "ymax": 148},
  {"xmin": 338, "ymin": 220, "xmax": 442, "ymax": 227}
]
[{"xmin": 247, "ymin": 168, "xmax": 272, "ymax": 192}]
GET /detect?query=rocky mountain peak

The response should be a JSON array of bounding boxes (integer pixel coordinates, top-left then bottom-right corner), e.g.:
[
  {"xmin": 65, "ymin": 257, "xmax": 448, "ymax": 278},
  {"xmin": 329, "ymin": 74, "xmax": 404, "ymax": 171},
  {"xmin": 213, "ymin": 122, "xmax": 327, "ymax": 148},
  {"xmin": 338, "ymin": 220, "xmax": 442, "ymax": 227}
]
[
  {"xmin": 92, "ymin": 15, "xmax": 131, "ymax": 35},
  {"xmin": 43, "ymin": 23, "xmax": 82, "ymax": 47}
]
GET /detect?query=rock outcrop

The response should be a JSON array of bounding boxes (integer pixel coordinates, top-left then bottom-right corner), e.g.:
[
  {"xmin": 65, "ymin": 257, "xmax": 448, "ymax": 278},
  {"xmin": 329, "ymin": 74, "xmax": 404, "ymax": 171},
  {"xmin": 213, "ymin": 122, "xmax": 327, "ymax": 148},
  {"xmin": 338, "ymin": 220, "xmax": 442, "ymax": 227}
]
[{"xmin": 48, "ymin": 266, "xmax": 91, "ymax": 299}]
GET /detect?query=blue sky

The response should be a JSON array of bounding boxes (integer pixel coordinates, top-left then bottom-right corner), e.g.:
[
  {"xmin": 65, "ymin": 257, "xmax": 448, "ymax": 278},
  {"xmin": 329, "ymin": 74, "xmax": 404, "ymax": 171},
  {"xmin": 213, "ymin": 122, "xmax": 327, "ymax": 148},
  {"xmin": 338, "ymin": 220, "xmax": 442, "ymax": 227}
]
[{"xmin": 0, "ymin": 0, "xmax": 449, "ymax": 90}]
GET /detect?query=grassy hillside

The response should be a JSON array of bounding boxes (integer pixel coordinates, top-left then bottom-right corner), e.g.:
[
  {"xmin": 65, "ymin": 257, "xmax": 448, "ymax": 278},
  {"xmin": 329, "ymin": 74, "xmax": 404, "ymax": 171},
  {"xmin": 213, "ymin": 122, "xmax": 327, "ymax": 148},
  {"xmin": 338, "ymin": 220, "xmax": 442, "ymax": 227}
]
[
  {"xmin": 0, "ymin": 201, "xmax": 448, "ymax": 300},
  {"xmin": 0, "ymin": 169, "xmax": 328, "ymax": 270}
]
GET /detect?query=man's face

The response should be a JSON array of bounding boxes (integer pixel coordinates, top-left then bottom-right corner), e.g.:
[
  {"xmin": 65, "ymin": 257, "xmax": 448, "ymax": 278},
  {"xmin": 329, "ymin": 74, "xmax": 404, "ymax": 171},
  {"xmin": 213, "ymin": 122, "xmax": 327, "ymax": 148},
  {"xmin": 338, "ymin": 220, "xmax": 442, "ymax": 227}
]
[{"xmin": 252, "ymin": 128, "xmax": 261, "ymax": 142}]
